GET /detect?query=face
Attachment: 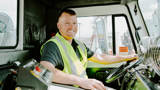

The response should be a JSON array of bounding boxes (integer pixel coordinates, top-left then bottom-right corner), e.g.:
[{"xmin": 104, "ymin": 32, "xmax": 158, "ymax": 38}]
[{"xmin": 57, "ymin": 12, "xmax": 78, "ymax": 40}]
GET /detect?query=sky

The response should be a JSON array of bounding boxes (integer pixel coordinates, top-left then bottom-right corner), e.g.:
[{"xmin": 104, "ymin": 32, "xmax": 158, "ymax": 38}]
[
  {"xmin": 0, "ymin": 0, "xmax": 17, "ymax": 28},
  {"xmin": 76, "ymin": 17, "xmax": 95, "ymax": 38},
  {"xmin": 139, "ymin": 0, "xmax": 158, "ymax": 20}
]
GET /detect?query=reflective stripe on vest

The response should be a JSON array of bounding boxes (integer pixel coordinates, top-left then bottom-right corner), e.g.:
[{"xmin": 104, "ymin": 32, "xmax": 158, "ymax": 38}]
[
  {"xmin": 41, "ymin": 33, "xmax": 88, "ymax": 78},
  {"xmin": 75, "ymin": 40, "xmax": 88, "ymax": 70}
]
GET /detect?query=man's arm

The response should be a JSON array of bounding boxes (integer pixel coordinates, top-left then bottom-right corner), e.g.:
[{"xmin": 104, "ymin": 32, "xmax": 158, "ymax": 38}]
[
  {"xmin": 88, "ymin": 53, "xmax": 138, "ymax": 65},
  {"xmin": 40, "ymin": 61, "xmax": 106, "ymax": 90}
]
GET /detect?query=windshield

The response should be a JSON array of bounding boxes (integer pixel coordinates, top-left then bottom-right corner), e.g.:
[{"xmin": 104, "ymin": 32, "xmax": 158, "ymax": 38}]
[
  {"xmin": 138, "ymin": 0, "xmax": 160, "ymax": 38},
  {"xmin": 0, "ymin": 0, "xmax": 17, "ymax": 47}
]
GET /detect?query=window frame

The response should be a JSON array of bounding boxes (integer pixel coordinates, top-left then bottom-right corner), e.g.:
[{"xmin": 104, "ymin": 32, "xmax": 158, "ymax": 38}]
[{"xmin": 112, "ymin": 14, "xmax": 137, "ymax": 55}]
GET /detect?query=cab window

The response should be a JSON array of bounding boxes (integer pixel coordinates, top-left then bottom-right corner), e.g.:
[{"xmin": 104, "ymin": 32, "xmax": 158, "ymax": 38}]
[
  {"xmin": 138, "ymin": 0, "xmax": 160, "ymax": 38},
  {"xmin": 0, "ymin": 0, "xmax": 17, "ymax": 47},
  {"xmin": 115, "ymin": 16, "xmax": 135, "ymax": 55},
  {"xmin": 76, "ymin": 15, "xmax": 135, "ymax": 55}
]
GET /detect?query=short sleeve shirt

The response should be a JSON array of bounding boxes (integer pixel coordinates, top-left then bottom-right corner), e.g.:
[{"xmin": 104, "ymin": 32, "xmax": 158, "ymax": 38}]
[{"xmin": 40, "ymin": 39, "xmax": 94, "ymax": 70}]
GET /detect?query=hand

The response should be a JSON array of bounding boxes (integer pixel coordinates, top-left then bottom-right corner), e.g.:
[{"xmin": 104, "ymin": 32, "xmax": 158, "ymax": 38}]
[
  {"xmin": 77, "ymin": 78, "xmax": 106, "ymax": 90},
  {"xmin": 122, "ymin": 54, "xmax": 138, "ymax": 61}
]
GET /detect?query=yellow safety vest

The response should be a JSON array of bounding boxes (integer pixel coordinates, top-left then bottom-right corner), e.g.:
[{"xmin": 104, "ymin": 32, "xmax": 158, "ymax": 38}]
[{"xmin": 41, "ymin": 33, "xmax": 88, "ymax": 78}]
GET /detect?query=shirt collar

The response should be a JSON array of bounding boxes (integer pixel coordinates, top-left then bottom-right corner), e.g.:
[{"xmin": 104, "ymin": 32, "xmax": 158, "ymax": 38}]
[{"xmin": 71, "ymin": 39, "xmax": 78, "ymax": 47}]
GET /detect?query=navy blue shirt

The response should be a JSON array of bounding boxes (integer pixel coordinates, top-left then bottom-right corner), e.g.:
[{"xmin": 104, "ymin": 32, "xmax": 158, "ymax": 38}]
[{"xmin": 40, "ymin": 39, "xmax": 94, "ymax": 70}]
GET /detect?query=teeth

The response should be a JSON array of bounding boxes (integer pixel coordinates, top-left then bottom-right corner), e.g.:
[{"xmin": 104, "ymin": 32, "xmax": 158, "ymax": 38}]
[{"xmin": 68, "ymin": 31, "xmax": 74, "ymax": 33}]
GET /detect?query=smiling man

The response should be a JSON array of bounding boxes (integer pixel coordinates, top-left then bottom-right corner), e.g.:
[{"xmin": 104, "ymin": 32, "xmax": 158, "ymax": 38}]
[
  {"xmin": 40, "ymin": 9, "xmax": 137, "ymax": 90},
  {"xmin": 57, "ymin": 10, "xmax": 77, "ymax": 42}
]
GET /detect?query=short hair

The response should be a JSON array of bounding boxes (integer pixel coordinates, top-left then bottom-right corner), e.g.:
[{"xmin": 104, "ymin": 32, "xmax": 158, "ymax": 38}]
[{"xmin": 57, "ymin": 8, "xmax": 76, "ymax": 23}]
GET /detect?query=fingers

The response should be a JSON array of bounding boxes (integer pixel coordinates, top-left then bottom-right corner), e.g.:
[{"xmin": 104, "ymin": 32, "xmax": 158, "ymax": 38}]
[
  {"xmin": 124, "ymin": 54, "xmax": 138, "ymax": 61},
  {"xmin": 95, "ymin": 80, "xmax": 106, "ymax": 90},
  {"xmin": 91, "ymin": 79, "xmax": 106, "ymax": 90},
  {"xmin": 79, "ymin": 78, "xmax": 106, "ymax": 90},
  {"xmin": 131, "ymin": 54, "xmax": 138, "ymax": 60}
]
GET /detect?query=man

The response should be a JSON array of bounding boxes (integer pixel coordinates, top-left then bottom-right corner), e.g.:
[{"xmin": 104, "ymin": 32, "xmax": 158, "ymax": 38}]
[{"xmin": 40, "ymin": 9, "xmax": 137, "ymax": 90}]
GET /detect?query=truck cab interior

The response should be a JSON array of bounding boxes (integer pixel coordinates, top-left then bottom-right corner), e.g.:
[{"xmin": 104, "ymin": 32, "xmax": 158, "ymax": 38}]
[{"xmin": 0, "ymin": 0, "xmax": 160, "ymax": 90}]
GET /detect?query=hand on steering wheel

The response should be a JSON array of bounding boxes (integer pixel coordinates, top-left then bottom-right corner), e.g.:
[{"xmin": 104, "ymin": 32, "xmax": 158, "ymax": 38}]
[{"xmin": 105, "ymin": 56, "xmax": 143, "ymax": 83}]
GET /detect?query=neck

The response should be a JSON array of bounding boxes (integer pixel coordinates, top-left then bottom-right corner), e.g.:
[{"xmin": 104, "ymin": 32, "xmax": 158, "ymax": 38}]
[
  {"xmin": 66, "ymin": 39, "xmax": 73, "ymax": 44},
  {"xmin": 62, "ymin": 35, "xmax": 73, "ymax": 44},
  {"xmin": 58, "ymin": 32, "xmax": 73, "ymax": 44}
]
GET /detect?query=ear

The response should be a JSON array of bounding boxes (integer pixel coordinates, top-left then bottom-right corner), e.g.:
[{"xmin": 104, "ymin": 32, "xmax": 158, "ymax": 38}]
[{"xmin": 57, "ymin": 22, "xmax": 60, "ymax": 31}]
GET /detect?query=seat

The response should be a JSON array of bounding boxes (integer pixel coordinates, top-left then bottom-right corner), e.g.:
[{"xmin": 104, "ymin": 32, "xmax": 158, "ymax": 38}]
[{"xmin": 24, "ymin": 24, "xmax": 46, "ymax": 62}]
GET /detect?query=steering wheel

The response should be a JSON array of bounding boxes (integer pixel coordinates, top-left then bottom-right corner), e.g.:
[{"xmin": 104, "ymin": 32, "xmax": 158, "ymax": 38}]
[{"xmin": 105, "ymin": 56, "xmax": 144, "ymax": 83}]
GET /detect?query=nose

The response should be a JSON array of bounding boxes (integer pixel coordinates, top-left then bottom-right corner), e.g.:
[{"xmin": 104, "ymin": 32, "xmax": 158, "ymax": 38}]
[{"xmin": 68, "ymin": 24, "xmax": 74, "ymax": 30}]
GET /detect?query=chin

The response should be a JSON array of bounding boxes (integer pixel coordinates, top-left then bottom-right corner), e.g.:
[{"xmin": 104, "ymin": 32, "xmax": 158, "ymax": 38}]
[
  {"xmin": 67, "ymin": 34, "xmax": 75, "ymax": 38},
  {"xmin": 68, "ymin": 36, "xmax": 74, "ymax": 38}
]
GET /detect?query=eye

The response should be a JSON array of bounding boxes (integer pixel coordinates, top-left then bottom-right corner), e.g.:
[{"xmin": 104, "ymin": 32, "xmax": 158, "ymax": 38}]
[
  {"xmin": 73, "ymin": 22, "xmax": 77, "ymax": 25},
  {"xmin": 65, "ymin": 23, "xmax": 70, "ymax": 26}
]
